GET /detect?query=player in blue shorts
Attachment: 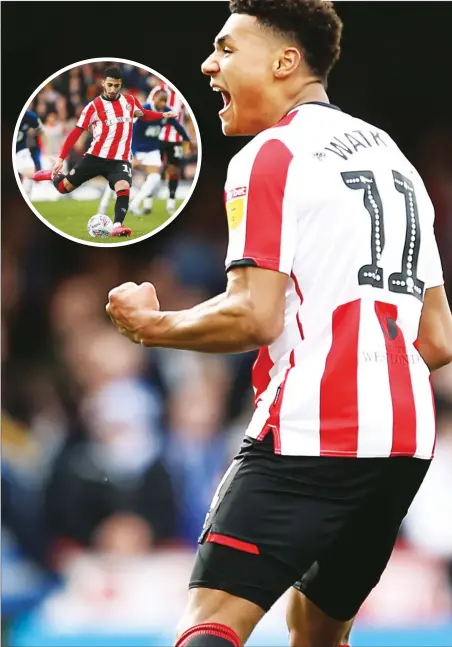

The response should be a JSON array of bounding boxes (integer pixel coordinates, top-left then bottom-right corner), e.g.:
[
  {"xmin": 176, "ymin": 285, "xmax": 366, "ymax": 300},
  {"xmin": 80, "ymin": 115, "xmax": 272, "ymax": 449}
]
[
  {"xmin": 98, "ymin": 88, "xmax": 191, "ymax": 217},
  {"xmin": 15, "ymin": 110, "xmax": 45, "ymax": 197}
]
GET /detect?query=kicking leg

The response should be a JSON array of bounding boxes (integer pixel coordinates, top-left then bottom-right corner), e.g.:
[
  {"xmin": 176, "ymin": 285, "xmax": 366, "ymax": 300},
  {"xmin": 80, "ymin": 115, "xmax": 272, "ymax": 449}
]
[
  {"xmin": 52, "ymin": 174, "xmax": 76, "ymax": 194},
  {"xmin": 33, "ymin": 169, "xmax": 76, "ymax": 194}
]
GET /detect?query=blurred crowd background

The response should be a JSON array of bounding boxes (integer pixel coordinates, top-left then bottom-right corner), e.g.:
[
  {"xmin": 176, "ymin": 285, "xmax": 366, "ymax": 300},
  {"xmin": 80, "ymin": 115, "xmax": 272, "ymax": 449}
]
[
  {"xmin": 25, "ymin": 60, "xmax": 197, "ymax": 187},
  {"xmin": 2, "ymin": 2, "xmax": 452, "ymax": 646}
]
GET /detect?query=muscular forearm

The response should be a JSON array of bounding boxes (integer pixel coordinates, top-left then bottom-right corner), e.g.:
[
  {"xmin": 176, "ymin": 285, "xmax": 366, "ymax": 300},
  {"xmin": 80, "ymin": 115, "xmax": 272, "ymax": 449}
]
[
  {"xmin": 416, "ymin": 339, "xmax": 452, "ymax": 372},
  {"xmin": 107, "ymin": 268, "xmax": 285, "ymax": 354},
  {"xmin": 138, "ymin": 293, "xmax": 267, "ymax": 353}
]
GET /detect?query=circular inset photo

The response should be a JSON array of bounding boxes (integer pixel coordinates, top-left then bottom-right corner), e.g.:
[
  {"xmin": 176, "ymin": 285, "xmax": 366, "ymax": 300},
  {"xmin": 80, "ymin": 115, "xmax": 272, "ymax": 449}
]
[{"xmin": 13, "ymin": 57, "xmax": 201, "ymax": 246}]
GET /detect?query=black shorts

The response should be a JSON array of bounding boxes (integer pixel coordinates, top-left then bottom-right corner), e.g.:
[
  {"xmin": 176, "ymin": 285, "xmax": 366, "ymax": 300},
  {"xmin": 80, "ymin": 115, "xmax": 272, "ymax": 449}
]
[
  {"xmin": 67, "ymin": 154, "xmax": 132, "ymax": 190},
  {"xmin": 190, "ymin": 435, "xmax": 430, "ymax": 620},
  {"xmin": 160, "ymin": 141, "xmax": 184, "ymax": 167}
]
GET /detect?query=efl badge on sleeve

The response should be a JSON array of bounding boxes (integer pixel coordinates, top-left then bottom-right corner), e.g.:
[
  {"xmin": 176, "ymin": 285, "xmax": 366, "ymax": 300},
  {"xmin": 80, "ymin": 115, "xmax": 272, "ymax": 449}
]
[{"xmin": 226, "ymin": 186, "xmax": 247, "ymax": 230}]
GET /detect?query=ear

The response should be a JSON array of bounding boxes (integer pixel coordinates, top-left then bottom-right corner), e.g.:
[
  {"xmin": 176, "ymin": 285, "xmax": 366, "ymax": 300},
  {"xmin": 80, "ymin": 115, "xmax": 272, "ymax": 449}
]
[{"xmin": 273, "ymin": 46, "xmax": 302, "ymax": 79}]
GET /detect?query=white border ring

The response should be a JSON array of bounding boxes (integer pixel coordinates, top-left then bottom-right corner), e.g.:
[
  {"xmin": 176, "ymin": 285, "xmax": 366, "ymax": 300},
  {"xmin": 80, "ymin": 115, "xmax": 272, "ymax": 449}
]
[{"xmin": 12, "ymin": 56, "xmax": 202, "ymax": 248}]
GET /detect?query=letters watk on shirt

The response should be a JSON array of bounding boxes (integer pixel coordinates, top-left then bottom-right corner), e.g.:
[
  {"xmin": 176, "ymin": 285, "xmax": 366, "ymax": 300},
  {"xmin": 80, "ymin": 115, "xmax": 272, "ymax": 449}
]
[{"xmin": 224, "ymin": 103, "xmax": 443, "ymax": 459}]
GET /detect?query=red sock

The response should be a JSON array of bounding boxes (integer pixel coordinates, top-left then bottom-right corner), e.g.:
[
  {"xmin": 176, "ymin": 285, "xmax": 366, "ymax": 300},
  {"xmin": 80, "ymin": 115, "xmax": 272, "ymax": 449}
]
[
  {"xmin": 175, "ymin": 622, "xmax": 240, "ymax": 647},
  {"xmin": 57, "ymin": 179, "xmax": 69, "ymax": 194}
]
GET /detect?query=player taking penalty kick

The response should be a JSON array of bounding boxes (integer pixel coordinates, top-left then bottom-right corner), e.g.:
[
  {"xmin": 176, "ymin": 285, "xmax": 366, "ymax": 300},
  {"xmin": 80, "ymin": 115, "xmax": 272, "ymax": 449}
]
[
  {"xmin": 106, "ymin": 2, "xmax": 452, "ymax": 646},
  {"xmin": 33, "ymin": 66, "xmax": 175, "ymax": 237}
]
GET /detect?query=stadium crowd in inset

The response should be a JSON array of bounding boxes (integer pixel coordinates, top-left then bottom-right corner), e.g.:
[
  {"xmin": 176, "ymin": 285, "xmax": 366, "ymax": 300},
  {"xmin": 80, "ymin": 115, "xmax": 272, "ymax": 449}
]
[{"xmin": 13, "ymin": 57, "xmax": 201, "ymax": 246}]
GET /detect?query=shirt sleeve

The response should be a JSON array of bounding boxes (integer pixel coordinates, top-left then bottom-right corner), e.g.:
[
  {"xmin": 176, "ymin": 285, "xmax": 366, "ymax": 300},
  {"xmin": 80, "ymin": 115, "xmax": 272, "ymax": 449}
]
[
  {"xmin": 224, "ymin": 137, "xmax": 298, "ymax": 276},
  {"xmin": 59, "ymin": 127, "xmax": 84, "ymax": 160},
  {"xmin": 76, "ymin": 102, "xmax": 96, "ymax": 130},
  {"xmin": 134, "ymin": 96, "xmax": 144, "ymax": 113}
]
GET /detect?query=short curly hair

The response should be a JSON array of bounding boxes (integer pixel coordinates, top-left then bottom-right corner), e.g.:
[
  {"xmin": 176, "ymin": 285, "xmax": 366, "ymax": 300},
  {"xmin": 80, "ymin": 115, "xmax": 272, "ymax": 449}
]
[
  {"xmin": 229, "ymin": 0, "xmax": 343, "ymax": 82},
  {"xmin": 103, "ymin": 66, "xmax": 123, "ymax": 80}
]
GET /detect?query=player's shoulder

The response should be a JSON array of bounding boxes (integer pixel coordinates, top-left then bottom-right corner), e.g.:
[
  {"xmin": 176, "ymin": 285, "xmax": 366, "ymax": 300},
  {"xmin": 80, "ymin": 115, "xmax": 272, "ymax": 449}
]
[
  {"xmin": 89, "ymin": 97, "xmax": 101, "ymax": 109},
  {"xmin": 24, "ymin": 109, "xmax": 40, "ymax": 126},
  {"xmin": 228, "ymin": 103, "xmax": 337, "ymax": 167},
  {"xmin": 119, "ymin": 94, "xmax": 136, "ymax": 111},
  {"xmin": 227, "ymin": 121, "xmax": 294, "ymax": 177}
]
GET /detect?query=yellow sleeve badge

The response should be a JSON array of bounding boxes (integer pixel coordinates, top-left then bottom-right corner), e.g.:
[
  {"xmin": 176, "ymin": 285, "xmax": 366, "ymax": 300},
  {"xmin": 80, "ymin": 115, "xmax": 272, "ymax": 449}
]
[{"xmin": 226, "ymin": 186, "xmax": 247, "ymax": 230}]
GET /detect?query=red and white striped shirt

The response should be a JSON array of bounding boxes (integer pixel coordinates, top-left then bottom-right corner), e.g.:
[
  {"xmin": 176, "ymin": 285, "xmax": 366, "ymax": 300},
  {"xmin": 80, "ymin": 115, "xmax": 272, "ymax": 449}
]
[
  {"xmin": 77, "ymin": 94, "xmax": 138, "ymax": 161},
  {"xmin": 148, "ymin": 84, "xmax": 185, "ymax": 143},
  {"xmin": 225, "ymin": 103, "xmax": 444, "ymax": 459}
]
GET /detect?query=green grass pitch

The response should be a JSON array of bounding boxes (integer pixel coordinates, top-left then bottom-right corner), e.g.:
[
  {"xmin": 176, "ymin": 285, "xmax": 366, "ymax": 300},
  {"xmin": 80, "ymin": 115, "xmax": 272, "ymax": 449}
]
[{"xmin": 33, "ymin": 198, "xmax": 183, "ymax": 244}]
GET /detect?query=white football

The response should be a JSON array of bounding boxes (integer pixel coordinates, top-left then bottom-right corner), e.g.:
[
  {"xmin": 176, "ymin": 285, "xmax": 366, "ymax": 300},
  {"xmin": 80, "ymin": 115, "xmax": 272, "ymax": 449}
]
[{"xmin": 87, "ymin": 214, "xmax": 113, "ymax": 238}]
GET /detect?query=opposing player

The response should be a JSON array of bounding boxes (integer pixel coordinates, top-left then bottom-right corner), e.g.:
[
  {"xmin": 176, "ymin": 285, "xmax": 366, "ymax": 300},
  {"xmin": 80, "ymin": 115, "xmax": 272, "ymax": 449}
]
[
  {"xmin": 29, "ymin": 131, "xmax": 43, "ymax": 173},
  {"xmin": 33, "ymin": 66, "xmax": 175, "ymax": 238},
  {"xmin": 98, "ymin": 88, "xmax": 191, "ymax": 217},
  {"xmin": 106, "ymin": 2, "xmax": 452, "ymax": 646},
  {"xmin": 15, "ymin": 109, "xmax": 45, "ymax": 197},
  {"xmin": 147, "ymin": 83, "xmax": 188, "ymax": 214}
]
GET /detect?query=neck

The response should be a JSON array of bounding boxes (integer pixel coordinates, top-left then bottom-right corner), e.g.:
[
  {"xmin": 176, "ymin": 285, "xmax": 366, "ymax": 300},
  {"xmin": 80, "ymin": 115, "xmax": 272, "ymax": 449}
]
[
  {"xmin": 254, "ymin": 80, "xmax": 329, "ymax": 135},
  {"xmin": 284, "ymin": 79, "xmax": 329, "ymax": 116},
  {"xmin": 102, "ymin": 93, "xmax": 120, "ymax": 102}
]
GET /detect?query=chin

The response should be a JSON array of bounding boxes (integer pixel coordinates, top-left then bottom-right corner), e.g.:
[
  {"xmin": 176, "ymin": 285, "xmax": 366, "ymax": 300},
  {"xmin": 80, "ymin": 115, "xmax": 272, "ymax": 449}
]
[
  {"xmin": 221, "ymin": 117, "xmax": 256, "ymax": 137},
  {"xmin": 221, "ymin": 121, "xmax": 238, "ymax": 136}
]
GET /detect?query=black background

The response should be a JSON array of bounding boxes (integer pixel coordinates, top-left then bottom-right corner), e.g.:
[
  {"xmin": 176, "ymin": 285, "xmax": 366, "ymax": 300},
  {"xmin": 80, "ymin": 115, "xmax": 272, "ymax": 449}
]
[{"xmin": 3, "ymin": 1, "xmax": 452, "ymax": 221}]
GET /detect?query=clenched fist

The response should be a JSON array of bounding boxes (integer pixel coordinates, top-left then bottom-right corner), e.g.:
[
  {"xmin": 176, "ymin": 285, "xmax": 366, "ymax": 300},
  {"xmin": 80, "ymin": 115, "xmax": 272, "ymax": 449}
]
[{"xmin": 106, "ymin": 282, "xmax": 160, "ymax": 344}]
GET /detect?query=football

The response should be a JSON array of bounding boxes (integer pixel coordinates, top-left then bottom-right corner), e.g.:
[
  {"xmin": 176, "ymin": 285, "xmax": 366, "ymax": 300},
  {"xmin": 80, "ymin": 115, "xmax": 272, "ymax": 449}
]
[{"xmin": 87, "ymin": 214, "xmax": 113, "ymax": 238}]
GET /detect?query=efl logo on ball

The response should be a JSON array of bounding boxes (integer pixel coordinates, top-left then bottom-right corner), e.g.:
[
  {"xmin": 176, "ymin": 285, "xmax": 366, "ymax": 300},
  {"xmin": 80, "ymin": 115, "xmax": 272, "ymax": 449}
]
[{"xmin": 87, "ymin": 214, "xmax": 113, "ymax": 238}]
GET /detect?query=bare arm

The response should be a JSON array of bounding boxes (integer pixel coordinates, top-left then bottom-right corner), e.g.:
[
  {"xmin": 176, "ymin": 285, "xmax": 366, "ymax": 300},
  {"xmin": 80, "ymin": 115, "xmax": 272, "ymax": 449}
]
[
  {"xmin": 416, "ymin": 285, "xmax": 452, "ymax": 371},
  {"xmin": 106, "ymin": 266, "xmax": 288, "ymax": 353}
]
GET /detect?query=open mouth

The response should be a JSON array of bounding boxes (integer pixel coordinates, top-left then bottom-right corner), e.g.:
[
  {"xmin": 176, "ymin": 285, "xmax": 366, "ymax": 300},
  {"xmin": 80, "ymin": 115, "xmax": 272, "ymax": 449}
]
[
  {"xmin": 212, "ymin": 86, "xmax": 232, "ymax": 115},
  {"xmin": 219, "ymin": 91, "xmax": 232, "ymax": 115}
]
